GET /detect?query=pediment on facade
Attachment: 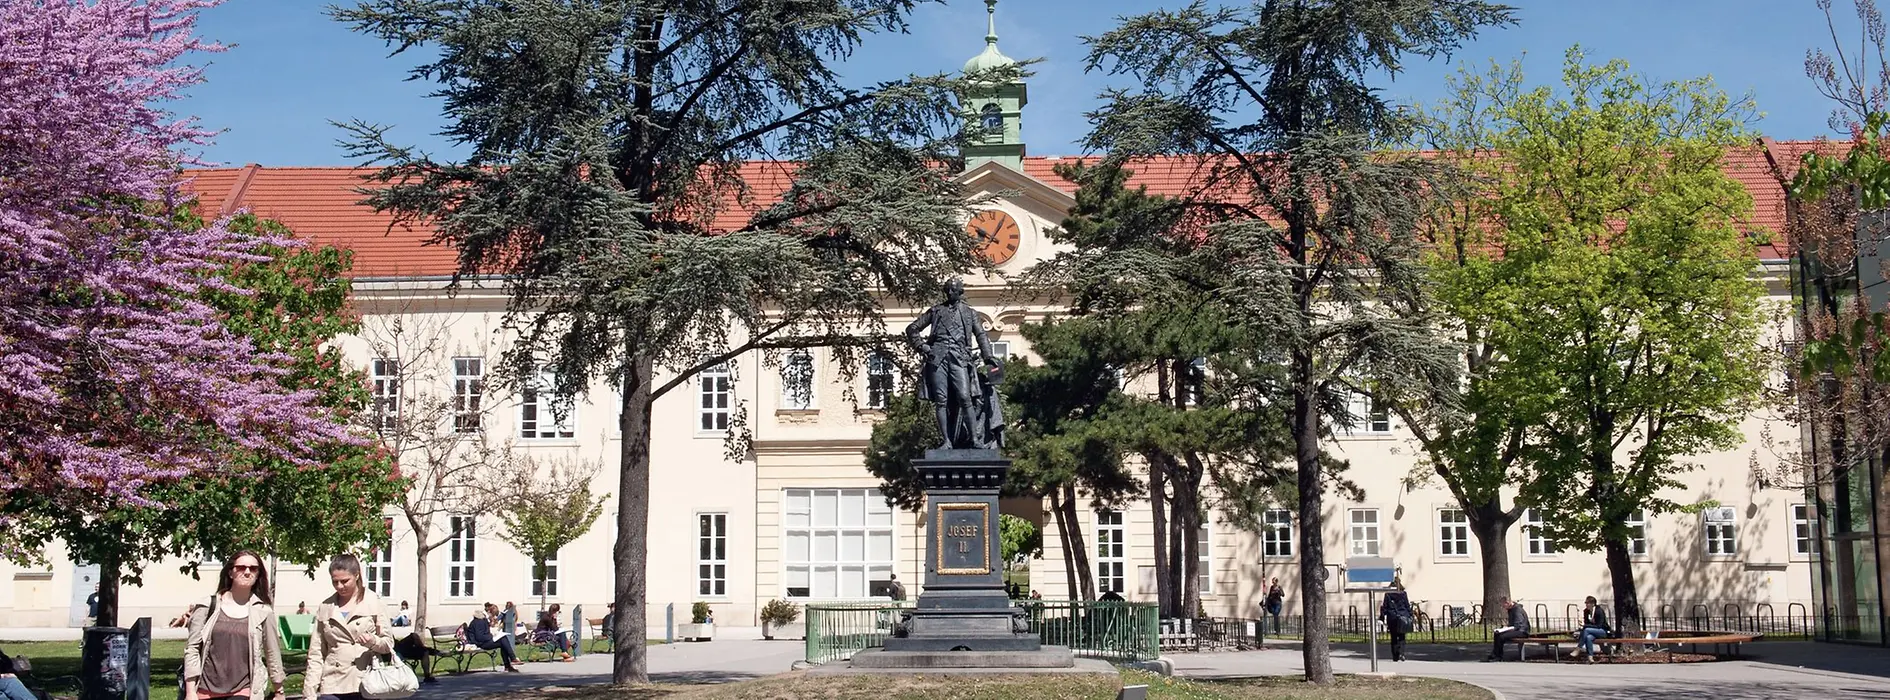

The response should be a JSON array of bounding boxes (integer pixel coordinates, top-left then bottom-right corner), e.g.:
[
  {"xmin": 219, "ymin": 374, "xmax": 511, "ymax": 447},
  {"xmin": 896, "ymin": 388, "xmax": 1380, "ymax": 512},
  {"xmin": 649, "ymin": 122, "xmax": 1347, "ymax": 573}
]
[{"xmin": 957, "ymin": 161, "xmax": 1077, "ymax": 213}]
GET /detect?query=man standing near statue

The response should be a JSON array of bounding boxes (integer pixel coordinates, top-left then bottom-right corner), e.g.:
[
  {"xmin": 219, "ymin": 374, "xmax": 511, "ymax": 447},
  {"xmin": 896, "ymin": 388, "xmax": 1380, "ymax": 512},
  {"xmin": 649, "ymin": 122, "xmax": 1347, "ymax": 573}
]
[{"xmin": 906, "ymin": 279, "xmax": 1004, "ymax": 449}]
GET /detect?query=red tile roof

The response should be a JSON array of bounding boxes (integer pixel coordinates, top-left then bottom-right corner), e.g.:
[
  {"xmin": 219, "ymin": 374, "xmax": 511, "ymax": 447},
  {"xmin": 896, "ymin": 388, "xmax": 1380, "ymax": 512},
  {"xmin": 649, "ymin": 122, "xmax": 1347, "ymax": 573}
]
[{"xmin": 181, "ymin": 140, "xmax": 1834, "ymax": 278}]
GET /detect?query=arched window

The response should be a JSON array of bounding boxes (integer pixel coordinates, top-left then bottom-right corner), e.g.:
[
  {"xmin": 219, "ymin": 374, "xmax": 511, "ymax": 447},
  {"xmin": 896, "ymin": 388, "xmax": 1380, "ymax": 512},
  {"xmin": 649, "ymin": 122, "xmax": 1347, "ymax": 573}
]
[{"xmin": 980, "ymin": 103, "xmax": 1004, "ymax": 132}]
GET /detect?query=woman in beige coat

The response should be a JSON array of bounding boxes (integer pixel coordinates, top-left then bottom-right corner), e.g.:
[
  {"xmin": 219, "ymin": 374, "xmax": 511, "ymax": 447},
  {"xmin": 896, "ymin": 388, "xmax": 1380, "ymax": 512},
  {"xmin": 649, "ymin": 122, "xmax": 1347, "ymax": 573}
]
[
  {"xmin": 182, "ymin": 551, "xmax": 287, "ymax": 699},
  {"xmin": 303, "ymin": 554, "xmax": 396, "ymax": 700}
]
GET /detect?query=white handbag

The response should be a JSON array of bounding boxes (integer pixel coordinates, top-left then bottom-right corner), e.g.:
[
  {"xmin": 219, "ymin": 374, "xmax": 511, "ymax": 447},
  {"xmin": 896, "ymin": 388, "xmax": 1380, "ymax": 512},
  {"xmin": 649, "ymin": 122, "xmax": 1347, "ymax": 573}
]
[{"xmin": 359, "ymin": 648, "xmax": 420, "ymax": 699}]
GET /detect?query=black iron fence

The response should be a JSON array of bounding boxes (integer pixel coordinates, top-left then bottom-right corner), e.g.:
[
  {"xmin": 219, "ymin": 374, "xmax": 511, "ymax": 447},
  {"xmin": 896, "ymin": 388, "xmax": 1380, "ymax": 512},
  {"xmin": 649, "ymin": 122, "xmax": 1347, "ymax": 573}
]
[{"xmin": 1181, "ymin": 601, "xmax": 1822, "ymax": 650}]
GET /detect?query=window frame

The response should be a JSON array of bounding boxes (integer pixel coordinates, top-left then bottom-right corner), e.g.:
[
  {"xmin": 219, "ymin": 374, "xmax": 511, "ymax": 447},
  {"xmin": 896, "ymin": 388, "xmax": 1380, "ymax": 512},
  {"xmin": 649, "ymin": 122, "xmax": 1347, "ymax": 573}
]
[
  {"xmin": 1437, "ymin": 508, "xmax": 1471, "ymax": 559},
  {"xmin": 697, "ymin": 512, "xmax": 730, "ymax": 599},
  {"xmin": 781, "ymin": 489, "xmax": 896, "ymax": 600},
  {"xmin": 1348, "ymin": 508, "xmax": 1381, "ymax": 557},
  {"xmin": 518, "ymin": 368, "xmax": 576, "ymax": 440},
  {"xmin": 697, "ymin": 362, "xmax": 732, "ymax": 434},
  {"xmin": 779, "ymin": 350, "xmax": 816, "ymax": 411},
  {"xmin": 1095, "ymin": 509, "xmax": 1127, "ymax": 597},
  {"xmin": 452, "ymin": 357, "xmax": 485, "ymax": 434},
  {"xmin": 1703, "ymin": 507, "xmax": 1739, "ymax": 559},
  {"xmin": 1523, "ymin": 508, "xmax": 1561, "ymax": 558},
  {"xmin": 1625, "ymin": 509, "xmax": 1650, "ymax": 561},
  {"xmin": 365, "ymin": 516, "xmax": 395, "ymax": 598},
  {"xmin": 1196, "ymin": 522, "xmax": 1213, "ymax": 595},
  {"xmin": 1791, "ymin": 503, "xmax": 1814, "ymax": 559},
  {"xmin": 1261, "ymin": 509, "xmax": 1294, "ymax": 560},
  {"xmin": 865, "ymin": 352, "xmax": 898, "ymax": 410},
  {"xmin": 527, "ymin": 550, "xmax": 560, "ymax": 599},
  {"xmin": 446, "ymin": 515, "xmax": 476, "ymax": 599},
  {"xmin": 371, "ymin": 356, "xmax": 401, "ymax": 436}
]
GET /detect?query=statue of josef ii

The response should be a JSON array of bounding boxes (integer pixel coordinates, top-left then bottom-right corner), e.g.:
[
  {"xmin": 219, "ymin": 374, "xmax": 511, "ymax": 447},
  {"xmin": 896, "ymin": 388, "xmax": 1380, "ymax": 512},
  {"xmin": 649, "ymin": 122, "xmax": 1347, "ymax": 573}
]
[{"xmin": 904, "ymin": 279, "xmax": 1004, "ymax": 450}]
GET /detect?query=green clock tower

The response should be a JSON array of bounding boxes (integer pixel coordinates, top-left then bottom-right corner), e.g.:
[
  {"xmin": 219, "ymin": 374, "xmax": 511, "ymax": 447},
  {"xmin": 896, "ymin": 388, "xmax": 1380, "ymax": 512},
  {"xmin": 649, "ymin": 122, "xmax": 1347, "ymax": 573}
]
[{"xmin": 962, "ymin": 0, "xmax": 1027, "ymax": 172}]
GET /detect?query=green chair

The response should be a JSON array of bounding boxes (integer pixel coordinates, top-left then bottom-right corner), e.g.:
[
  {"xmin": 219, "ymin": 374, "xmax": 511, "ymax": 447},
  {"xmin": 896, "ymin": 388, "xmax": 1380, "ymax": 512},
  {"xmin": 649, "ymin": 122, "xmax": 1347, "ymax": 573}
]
[{"xmin": 279, "ymin": 613, "xmax": 314, "ymax": 652}]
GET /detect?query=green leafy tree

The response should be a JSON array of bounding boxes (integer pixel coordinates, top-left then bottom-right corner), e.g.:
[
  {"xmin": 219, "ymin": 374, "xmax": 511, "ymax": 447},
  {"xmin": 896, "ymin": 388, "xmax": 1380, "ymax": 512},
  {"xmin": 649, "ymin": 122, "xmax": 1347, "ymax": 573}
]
[
  {"xmin": 1466, "ymin": 50, "xmax": 1767, "ymax": 630},
  {"xmin": 332, "ymin": 1, "xmax": 1012, "ymax": 683},
  {"xmin": 8, "ymin": 215, "xmax": 402, "ymax": 625},
  {"xmin": 1075, "ymin": 1, "xmax": 1511, "ymax": 683},
  {"xmin": 497, "ymin": 456, "xmax": 610, "ymax": 613},
  {"xmin": 998, "ymin": 513, "xmax": 1040, "ymax": 570}
]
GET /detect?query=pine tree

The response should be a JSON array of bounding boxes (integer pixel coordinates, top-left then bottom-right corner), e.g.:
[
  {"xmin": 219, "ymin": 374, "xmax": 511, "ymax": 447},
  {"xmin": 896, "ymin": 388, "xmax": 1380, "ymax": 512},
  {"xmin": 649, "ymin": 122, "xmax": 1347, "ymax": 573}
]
[
  {"xmin": 331, "ymin": 1, "xmax": 1013, "ymax": 682},
  {"xmin": 1077, "ymin": 1, "xmax": 1511, "ymax": 683}
]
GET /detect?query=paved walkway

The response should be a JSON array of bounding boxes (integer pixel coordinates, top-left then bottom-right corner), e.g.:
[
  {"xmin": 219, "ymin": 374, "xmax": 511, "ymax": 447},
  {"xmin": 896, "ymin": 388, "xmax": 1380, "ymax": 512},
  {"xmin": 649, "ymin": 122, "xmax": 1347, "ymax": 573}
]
[
  {"xmin": 1172, "ymin": 641, "xmax": 1890, "ymax": 700},
  {"xmin": 113, "ymin": 633, "xmax": 1874, "ymax": 700}
]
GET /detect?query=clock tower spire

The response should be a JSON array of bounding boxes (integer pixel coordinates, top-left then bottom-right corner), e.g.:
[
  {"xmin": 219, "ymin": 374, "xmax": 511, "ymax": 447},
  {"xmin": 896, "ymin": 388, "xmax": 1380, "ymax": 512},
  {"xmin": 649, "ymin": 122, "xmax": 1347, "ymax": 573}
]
[{"xmin": 962, "ymin": 0, "xmax": 1027, "ymax": 172}]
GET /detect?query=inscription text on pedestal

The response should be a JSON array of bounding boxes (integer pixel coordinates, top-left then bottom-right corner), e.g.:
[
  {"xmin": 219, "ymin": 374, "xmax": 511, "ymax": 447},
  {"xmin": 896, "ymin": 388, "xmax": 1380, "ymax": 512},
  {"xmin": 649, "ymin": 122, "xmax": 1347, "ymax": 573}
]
[{"xmin": 935, "ymin": 503, "xmax": 991, "ymax": 575}]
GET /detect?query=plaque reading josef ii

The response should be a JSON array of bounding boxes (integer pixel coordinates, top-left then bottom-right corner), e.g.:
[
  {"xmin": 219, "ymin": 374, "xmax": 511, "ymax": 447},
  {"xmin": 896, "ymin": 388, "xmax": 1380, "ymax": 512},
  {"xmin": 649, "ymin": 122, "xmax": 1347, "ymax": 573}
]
[{"xmin": 937, "ymin": 503, "xmax": 991, "ymax": 575}]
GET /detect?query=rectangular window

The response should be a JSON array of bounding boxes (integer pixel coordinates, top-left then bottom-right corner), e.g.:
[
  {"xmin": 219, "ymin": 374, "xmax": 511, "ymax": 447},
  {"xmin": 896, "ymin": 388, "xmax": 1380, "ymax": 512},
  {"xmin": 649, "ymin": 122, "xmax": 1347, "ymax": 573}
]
[
  {"xmin": 365, "ymin": 517, "xmax": 394, "ymax": 598},
  {"xmin": 371, "ymin": 357, "xmax": 401, "ymax": 435},
  {"xmin": 1438, "ymin": 509, "xmax": 1470, "ymax": 557},
  {"xmin": 1704, "ymin": 507, "xmax": 1738, "ymax": 557},
  {"xmin": 1625, "ymin": 509, "xmax": 1648, "ymax": 558},
  {"xmin": 990, "ymin": 341, "xmax": 1010, "ymax": 360},
  {"xmin": 452, "ymin": 357, "xmax": 485, "ymax": 433},
  {"xmin": 447, "ymin": 515, "xmax": 476, "ymax": 598},
  {"xmin": 698, "ymin": 513, "xmax": 729, "ymax": 597},
  {"xmin": 1096, "ymin": 510, "xmax": 1126, "ymax": 596},
  {"xmin": 1524, "ymin": 508, "xmax": 1560, "ymax": 556},
  {"xmin": 1196, "ymin": 523, "xmax": 1212, "ymax": 594},
  {"xmin": 866, "ymin": 352, "xmax": 897, "ymax": 410},
  {"xmin": 1349, "ymin": 509, "xmax": 1380, "ymax": 556},
  {"xmin": 528, "ymin": 551, "xmax": 559, "ymax": 598},
  {"xmin": 1262, "ymin": 509, "xmax": 1293, "ymax": 559},
  {"xmin": 783, "ymin": 489, "xmax": 894, "ymax": 599},
  {"xmin": 519, "ymin": 369, "xmax": 575, "ymax": 439},
  {"xmin": 1344, "ymin": 389, "xmax": 1390, "ymax": 434},
  {"xmin": 699, "ymin": 362, "xmax": 731, "ymax": 432},
  {"xmin": 780, "ymin": 351, "xmax": 814, "ymax": 410},
  {"xmin": 1792, "ymin": 504, "xmax": 1814, "ymax": 556}
]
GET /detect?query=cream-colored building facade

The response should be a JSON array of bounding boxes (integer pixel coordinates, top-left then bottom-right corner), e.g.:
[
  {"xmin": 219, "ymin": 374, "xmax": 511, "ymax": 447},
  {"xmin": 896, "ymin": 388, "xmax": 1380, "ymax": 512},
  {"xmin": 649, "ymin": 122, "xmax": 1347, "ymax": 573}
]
[{"xmin": 0, "ymin": 24, "xmax": 1820, "ymax": 633}]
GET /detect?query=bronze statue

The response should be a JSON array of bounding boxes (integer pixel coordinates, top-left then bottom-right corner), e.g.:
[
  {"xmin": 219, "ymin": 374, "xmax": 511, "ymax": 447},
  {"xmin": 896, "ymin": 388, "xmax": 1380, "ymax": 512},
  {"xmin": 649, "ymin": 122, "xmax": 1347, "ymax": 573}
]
[{"xmin": 905, "ymin": 279, "xmax": 1004, "ymax": 449}]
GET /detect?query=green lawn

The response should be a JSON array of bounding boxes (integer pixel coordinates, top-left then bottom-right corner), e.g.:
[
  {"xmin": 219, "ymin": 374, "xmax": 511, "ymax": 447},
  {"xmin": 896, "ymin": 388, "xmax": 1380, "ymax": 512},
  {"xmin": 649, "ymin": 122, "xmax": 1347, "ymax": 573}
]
[{"xmin": 472, "ymin": 670, "xmax": 1491, "ymax": 700}]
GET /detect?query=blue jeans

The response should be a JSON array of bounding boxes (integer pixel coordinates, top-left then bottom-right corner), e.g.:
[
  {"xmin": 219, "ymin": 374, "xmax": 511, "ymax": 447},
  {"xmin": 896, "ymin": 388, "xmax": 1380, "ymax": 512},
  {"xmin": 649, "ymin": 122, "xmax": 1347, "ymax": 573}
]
[
  {"xmin": 0, "ymin": 676, "xmax": 35, "ymax": 700},
  {"xmin": 1577, "ymin": 626, "xmax": 1610, "ymax": 655}
]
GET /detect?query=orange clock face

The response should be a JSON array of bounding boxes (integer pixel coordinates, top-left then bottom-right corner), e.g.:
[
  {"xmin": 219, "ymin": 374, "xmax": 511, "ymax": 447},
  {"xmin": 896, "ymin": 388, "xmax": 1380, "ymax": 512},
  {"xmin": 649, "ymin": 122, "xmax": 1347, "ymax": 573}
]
[{"xmin": 967, "ymin": 209, "xmax": 1022, "ymax": 265}]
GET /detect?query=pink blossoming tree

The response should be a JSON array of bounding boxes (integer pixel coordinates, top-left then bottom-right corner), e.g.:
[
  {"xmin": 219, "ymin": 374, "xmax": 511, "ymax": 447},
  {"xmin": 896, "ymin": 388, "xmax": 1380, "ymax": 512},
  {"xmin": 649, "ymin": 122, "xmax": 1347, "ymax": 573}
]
[{"xmin": 0, "ymin": 0, "xmax": 357, "ymax": 616}]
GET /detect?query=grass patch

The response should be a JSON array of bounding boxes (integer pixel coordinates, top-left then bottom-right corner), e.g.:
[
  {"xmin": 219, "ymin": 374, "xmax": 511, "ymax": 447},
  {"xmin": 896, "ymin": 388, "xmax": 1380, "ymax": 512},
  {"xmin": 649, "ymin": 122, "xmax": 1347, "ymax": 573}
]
[
  {"xmin": 475, "ymin": 670, "xmax": 1491, "ymax": 700},
  {"xmin": 0, "ymin": 638, "xmax": 660, "ymax": 695}
]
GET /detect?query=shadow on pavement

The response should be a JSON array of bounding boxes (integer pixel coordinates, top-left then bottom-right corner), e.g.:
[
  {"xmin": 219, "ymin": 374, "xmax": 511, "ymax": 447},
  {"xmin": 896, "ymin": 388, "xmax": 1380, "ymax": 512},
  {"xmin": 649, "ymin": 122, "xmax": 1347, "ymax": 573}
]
[{"xmin": 1742, "ymin": 641, "xmax": 1890, "ymax": 681}]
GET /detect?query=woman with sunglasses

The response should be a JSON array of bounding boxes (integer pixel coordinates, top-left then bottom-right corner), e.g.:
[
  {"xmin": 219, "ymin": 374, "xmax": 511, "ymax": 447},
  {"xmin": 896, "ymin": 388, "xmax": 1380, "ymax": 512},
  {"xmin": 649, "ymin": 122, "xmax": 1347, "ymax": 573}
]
[{"xmin": 182, "ymin": 552, "xmax": 287, "ymax": 700}]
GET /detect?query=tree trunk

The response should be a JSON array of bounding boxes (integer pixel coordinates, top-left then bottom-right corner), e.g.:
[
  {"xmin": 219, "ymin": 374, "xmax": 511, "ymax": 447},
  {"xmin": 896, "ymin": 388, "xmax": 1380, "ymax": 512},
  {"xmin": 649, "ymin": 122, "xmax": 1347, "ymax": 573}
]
[
  {"xmin": 1293, "ymin": 353, "xmax": 1334, "ymax": 685},
  {"xmin": 1603, "ymin": 538, "xmax": 1642, "ymax": 632},
  {"xmin": 413, "ymin": 535, "xmax": 431, "ymax": 630},
  {"xmin": 1167, "ymin": 511, "xmax": 1184, "ymax": 617},
  {"xmin": 612, "ymin": 351, "xmax": 654, "ymax": 684},
  {"xmin": 96, "ymin": 551, "xmax": 121, "ymax": 629},
  {"xmin": 1051, "ymin": 489, "xmax": 1080, "ymax": 600},
  {"xmin": 1177, "ymin": 477, "xmax": 1201, "ymax": 622},
  {"xmin": 1469, "ymin": 506, "xmax": 1512, "ymax": 624},
  {"xmin": 1149, "ymin": 456, "xmax": 1172, "ymax": 616},
  {"xmin": 1059, "ymin": 482, "xmax": 1094, "ymax": 600}
]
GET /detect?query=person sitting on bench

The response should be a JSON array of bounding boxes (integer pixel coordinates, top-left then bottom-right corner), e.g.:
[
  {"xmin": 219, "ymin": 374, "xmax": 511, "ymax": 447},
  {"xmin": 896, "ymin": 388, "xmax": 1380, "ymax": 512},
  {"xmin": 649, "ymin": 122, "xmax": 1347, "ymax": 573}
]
[
  {"xmin": 1574, "ymin": 596, "xmax": 1611, "ymax": 660},
  {"xmin": 467, "ymin": 603, "xmax": 521, "ymax": 672},
  {"xmin": 1486, "ymin": 597, "xmax": 1530, "ymax": 662}
]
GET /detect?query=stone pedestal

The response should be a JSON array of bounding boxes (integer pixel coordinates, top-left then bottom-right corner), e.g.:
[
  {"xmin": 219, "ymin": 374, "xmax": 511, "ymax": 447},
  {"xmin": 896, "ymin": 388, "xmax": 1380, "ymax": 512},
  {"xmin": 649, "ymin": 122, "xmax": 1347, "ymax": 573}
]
[{"xmin": 878, "ymin": 449, "xmax": 1070, "ymax": 667}]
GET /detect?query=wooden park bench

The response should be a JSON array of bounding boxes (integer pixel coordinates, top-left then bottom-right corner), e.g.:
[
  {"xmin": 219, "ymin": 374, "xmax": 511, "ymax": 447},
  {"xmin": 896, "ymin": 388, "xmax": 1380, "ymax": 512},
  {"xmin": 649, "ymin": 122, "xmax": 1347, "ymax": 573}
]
[
  {"xmin": 1514, "ymin": 631, "xmax": 1759, "ymax": 662},
  {"xmin": 1510, "ymin": 634, "xmax": 1575, "ymax": 661}
]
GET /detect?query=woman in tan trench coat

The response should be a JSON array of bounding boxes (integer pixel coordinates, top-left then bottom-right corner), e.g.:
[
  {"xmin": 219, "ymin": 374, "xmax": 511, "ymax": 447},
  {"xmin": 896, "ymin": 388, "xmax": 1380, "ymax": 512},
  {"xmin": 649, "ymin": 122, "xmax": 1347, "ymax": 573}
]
[{"xmin": 303, "ymin": 554, "xmax": 396, "ymax": 700}]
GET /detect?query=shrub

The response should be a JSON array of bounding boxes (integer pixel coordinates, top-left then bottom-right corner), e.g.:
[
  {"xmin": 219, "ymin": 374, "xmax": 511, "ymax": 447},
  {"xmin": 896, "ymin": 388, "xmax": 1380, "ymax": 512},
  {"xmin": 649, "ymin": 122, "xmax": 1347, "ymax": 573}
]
[
  {"xmin": 691, "ymin": 601, "xmax": 713, "ymax": 624},
  {"xmin": 760, "ymin": 599, "xmax": 801, "ymax": 626}
]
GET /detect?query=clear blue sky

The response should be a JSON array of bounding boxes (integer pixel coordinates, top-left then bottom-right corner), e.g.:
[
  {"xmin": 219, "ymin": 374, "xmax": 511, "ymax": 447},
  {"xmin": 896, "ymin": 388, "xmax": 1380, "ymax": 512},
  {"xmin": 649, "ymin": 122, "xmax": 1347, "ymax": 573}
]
[{"xmin": 182, "ymin": 0, "xmax": 1851, "ymax": 167}]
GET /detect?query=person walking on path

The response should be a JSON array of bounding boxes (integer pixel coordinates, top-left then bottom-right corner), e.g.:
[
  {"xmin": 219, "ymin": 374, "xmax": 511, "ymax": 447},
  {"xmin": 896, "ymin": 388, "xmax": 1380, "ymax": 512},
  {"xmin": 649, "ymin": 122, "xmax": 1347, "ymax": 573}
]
[
  {"xmin": 1486, "ymin": 597, "xmax": 1530, "ymax": 662},
  {"xmin": 1379, "ymin": 577, "xmax": 1414, "ymax": 662},
  {"xmin": 183, "ymin": 551, "xmax": 288, "ymax": 700},
  {"xmin": 304, "ymin": 554, "xmax": 398, "ymax": 700},
  {"xmin": 1264, "ymin": 579, "xmax": 1285, "ymax": 634},
  {"xmin": 1574, "ymin": 596, "xmax": 1612, "ymax": 660}
]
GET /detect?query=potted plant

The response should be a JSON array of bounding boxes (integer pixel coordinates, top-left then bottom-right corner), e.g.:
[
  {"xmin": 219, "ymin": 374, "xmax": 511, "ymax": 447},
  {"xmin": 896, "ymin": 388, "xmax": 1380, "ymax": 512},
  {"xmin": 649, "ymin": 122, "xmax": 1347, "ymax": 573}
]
[
  {"xmin": 679, "ymin": 601, "xmax": 715, "ymax": 641},
  {"xmin": 760, "ymin": 599, "xmax": 800, "ymax": 640}
]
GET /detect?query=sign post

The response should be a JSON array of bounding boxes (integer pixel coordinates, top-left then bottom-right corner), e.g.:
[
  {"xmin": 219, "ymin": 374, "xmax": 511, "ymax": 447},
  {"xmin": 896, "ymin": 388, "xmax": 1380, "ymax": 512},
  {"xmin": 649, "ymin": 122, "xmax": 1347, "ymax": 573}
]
[{"xmin": 1342, "ymin": 556, "xmax": 1396, "ymax": 674}]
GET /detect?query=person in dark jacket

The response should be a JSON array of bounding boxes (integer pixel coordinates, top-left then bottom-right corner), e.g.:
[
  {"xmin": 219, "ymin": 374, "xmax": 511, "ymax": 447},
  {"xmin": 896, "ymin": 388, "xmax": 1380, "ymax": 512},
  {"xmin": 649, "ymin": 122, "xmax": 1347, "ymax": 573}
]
[
  {"xmin": 1575, "ymin": 596, "xmax": 1612, "ymax": 660},
  {"xmin": 0, "ymin": 646, "xmax": 36, "ymax": 700},
  {"xmin": 1378, "ymin": 577, "xmax": 1414, "ymax": 662},
  {"xmin": 1264, "ymin": 578, "xmax": 1285, "ymax": 634},
  {"xmin": 1487, "ymin": 597, "xmax": 1531, "ymax": 661},
  {"xmin": 467, "ymin": 603, "xmax": 521, "ymax": 672}
]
